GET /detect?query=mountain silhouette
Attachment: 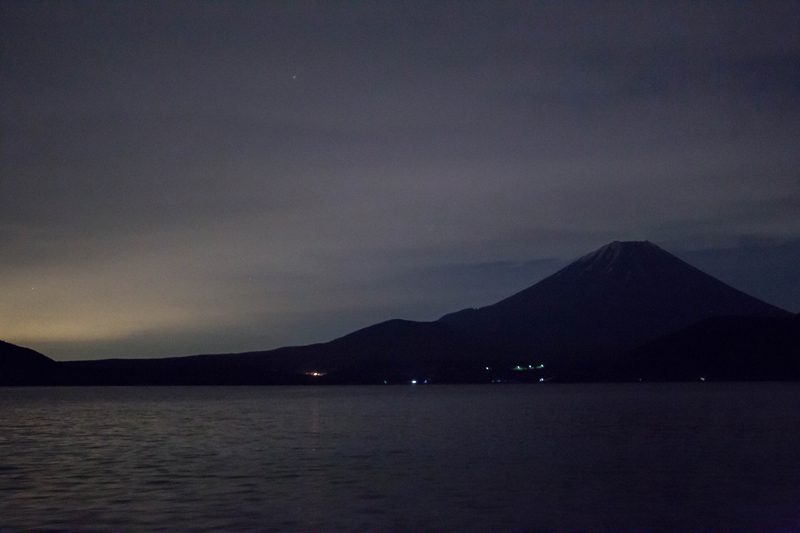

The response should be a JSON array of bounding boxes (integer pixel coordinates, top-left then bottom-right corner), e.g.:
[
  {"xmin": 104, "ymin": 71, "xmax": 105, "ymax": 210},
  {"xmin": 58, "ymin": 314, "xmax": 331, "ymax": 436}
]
[
  {"xmin": 439, "ymin": 241, "xmax": 788, "ymax": 365},
  {"xmin": 612, "ymin": 314, "xmax": 800, "ymax": 381},
  {"xmin": 0, "ymin": 340, "xmax": 55, "ymax": 385},
  {"xmin": 56, "ymin": 319, "xmax": 490, "ymax": 385},
  {"xmin": 2, "ymin": 241, "xmax": 794, "ymax": 385}
]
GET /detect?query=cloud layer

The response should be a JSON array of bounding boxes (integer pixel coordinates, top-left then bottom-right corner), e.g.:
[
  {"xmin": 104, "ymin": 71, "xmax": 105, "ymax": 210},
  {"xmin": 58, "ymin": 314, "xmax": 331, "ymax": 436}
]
[{"xmin": 2, "ymin": 1, "xmax": 799, "ymax": 359}]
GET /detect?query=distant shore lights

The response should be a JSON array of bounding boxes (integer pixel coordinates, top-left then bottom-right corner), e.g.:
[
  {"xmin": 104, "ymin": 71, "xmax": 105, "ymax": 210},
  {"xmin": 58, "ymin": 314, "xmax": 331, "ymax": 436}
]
[{"xmin": 512, "ymin": 363, "xmax": 545, "ymax": 372}]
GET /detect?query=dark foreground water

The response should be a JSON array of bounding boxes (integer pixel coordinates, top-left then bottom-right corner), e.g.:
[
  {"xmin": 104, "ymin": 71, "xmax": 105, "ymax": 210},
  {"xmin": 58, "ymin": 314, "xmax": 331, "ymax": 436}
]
[{"xmin": 1, "ymin": 384, "xmax": 799, "ymax": 532}]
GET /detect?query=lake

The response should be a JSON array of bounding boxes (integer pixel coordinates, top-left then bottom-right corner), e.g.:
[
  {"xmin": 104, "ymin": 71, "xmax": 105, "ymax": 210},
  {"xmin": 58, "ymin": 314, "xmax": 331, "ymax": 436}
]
[{"xmin": 1, "ymin": 384, "xmax": 799, "ymax": 531}]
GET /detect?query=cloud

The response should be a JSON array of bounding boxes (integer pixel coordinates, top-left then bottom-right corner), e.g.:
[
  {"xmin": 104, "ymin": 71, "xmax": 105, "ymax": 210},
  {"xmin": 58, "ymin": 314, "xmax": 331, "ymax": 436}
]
[{"xmin": 1, "ymin": 1, "xmax": 798, "ymax": 358}]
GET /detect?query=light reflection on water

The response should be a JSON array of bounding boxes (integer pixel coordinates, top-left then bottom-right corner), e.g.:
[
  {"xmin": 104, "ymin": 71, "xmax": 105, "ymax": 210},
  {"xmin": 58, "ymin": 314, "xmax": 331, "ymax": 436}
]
[{"xmin": 1, "ymin": 384, "xmax": 799, "ymax": 531}]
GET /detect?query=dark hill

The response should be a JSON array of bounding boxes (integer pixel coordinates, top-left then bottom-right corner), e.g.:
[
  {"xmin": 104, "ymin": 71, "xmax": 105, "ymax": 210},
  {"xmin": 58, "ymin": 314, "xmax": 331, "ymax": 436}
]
[
  {"xmin": 0, "ymin": 340, "xmax": 55, "ymax": 385},
  {"xmin": 280, "ymin": 319, "xmax": 492, "ymax": 382},
  {"xmin": 439, "ymin": 241, "xmax": 788, "ymax": 365},
  {"xmin": 4, "ymin": 241, "xmax": 795, "ymax": 385},
  {"xmin": 611, "ymin": 314, "xmax": 800, "ymax": 381},
  {"xmin": 57, "ymin": 320, "xmax": 490, "ymax": 385}
]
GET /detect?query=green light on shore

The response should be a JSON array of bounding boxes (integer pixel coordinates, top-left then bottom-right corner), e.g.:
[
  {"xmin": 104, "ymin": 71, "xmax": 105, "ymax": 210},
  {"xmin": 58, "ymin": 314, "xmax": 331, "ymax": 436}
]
[{"xmin": 512, "ymin": 363, "xmax": 544, "ymax": 372}]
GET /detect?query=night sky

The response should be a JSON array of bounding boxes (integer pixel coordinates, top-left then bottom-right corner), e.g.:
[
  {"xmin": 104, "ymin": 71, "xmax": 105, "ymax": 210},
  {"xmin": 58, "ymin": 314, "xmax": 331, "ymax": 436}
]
[{"xmin": 2, "ymin": 1, "xmax": 799, "ymax": 360}]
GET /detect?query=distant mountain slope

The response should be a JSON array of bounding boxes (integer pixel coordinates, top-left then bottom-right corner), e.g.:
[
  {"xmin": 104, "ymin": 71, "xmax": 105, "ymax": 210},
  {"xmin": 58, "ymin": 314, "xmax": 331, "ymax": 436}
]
[
  {"xmin": 0, "ymin": 340, "xmax": 55, "ymax": 385},
  {"xmin": 612, "ymin": 314, "xmax": 800, "ymax": 381},
  {"xmin": 439, "ymin": 241, "xmax": 789, "ymax": 363},
  {"xmin": 4, "ymin": 241, "xmax": 795, "ymax": 385},
  {"xmin": 278, "ymin": 319, "xmax": 491, "ymax": 382},
  {"xmin": 58, "ymin": 319, "xmax": 489, "ymax": 385}
]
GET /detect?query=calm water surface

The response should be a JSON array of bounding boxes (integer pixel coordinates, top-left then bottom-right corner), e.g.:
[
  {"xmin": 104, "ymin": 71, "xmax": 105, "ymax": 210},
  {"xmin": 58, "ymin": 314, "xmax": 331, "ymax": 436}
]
[{"xmin": 1, "ymin": 384, "xmax": 799, "ymax": 531}]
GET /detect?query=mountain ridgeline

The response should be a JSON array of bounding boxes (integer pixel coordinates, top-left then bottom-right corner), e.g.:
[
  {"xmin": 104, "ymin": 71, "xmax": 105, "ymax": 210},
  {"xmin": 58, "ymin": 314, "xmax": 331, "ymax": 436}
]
[
  {"xmin": 0, "ymin": 341, "xmax": 55, "ymax": 385},
  {"xmin": 439, "ymin": 241, "xmax": 789, "ymax": 377},
  {"xmin": 2, "ymin": 241, "xmax": 797, "ymax": 385}
]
